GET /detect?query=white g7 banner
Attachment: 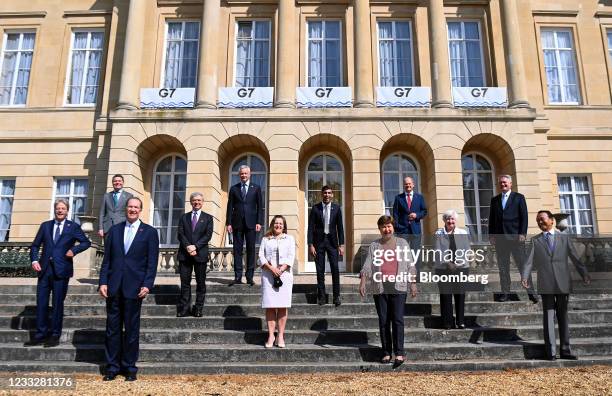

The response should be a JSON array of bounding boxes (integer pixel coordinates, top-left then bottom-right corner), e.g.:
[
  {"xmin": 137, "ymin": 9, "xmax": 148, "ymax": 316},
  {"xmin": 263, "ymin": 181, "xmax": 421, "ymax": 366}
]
[
  {"xmin": 218, "ymin": 87, "xmax": 274, "ymax": 108},
  {"xmin": 296, "ymin": 87, "xmax": 352, "ymax": 108},
  {"xmin": 376, "ymin": 87, "xmax": 431, "ymax": 107},
  {"xmin": 452, "ymin": 87, "xmax": 508, "ymax": 108},
  {"xmin": 140, "ymin": 88, "xmax": 195, "ymax": 108}
]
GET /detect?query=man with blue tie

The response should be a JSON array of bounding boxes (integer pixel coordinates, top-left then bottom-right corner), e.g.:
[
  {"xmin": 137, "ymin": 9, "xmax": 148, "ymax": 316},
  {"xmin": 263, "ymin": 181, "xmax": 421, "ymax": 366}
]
[
  {"xmin": 489, "ymin": 174, "xmax": 537, "ymax": 303},
  {"xmin": 98, "ymin": 174, "xmax": 133, "ymax": 238},
  {"xmin": 26, "ymin": 198, "xmax": 91, "ymax": 347},
  {"xmin": 226, "ymin": 165, "xmax": 264, "ymax": 286},
  {"xmin": 392, "ymin": 176, "xmax": 427, "ymax": 275},
  {"xmin": 99, "ymin": 197, "xmax": 158, "ymax": 381}
]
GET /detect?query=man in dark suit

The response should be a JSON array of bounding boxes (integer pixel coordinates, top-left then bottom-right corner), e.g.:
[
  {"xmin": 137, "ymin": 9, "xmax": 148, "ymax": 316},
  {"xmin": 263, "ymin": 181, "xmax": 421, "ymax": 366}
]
[
  {"xmin": 98, "ymin": 174, "xmax": 133, "ymax": 237},
  {"xmin": 308, "ymin": 185, "xmax": 345, "ymax": 306},
  {"xmin": 26, "ymin": 198, "xmax": 91, "ymax": 347},
  {"xmin": 176, "ymin": 192, "xmax": 213, "ymax": 317},
  {"xmin": 489, "ymin": 174, "xmax": 537, "ymax": 303},
  {"xmin": 522, "ymin": 210, "xmax": 590, "ymax": 360},
  {"xmin": 392, "ymin": 176, "xmax": 427, "ymax": 275},
  {"xmin": 99, "ymin": 197, "xmax": 158, "ymax": 381},
  {"xmin": 226, "ymin": 165, "xmax": 264, "ymax": 286}
]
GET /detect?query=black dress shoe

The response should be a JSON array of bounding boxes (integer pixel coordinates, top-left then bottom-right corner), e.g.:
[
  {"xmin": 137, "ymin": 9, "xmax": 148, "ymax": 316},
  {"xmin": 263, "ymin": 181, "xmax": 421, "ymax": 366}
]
[
  {"xmin": 44, "ymin": 336, "xmax": 60, "ymax": 347},
  {"xmin": 102, "ymin": 373, "xmax": 117, "ymax": 381},
  {"xmin": 560, "ymin": 353, "xmax": 578, "ymax": 360},
  {"xmin": 456, "ymin": 323, "xmax": 466, "ymax": 329},
  {"xmin": 24, "ymin": 338, "xmax": 46, "ymax": 347},
  {"xmin": 192, "ymin": 306, "xmax": 203, "ymax": 317},
  {"xmin": 498, "ymin": 293, "xmax": 508, "ymax": 302},
  {"xmin": 247, "ymin": 279, "xmax": 255, "ymax": 286},
  {"xmin": 317, "ymin": 295, "xmax": 326, "ymax": 305},
  {"xmin": 543, "ymin": 354, "xmax": 557, "ymax": 361},
  {"xmin": 392, "ymin": 358, "xmax": 405, "ymax": 369},
  {"xmin": 229, "ymin": 280, "xmax": 243, "ymax": 286},
  {"xmin": 333, "ymin": 296, "xmax": 341, "ymax": 307},
  {"xmin": 176, "ymin": 309, "xmax": 191, "ymax": 317},
  {"xmin": 528, "ymin": 294, "xmax": 540, "ymax": 304},
  {"xmin": 124, "ymin": 373, "xmax": 137, "ymax": 381}
]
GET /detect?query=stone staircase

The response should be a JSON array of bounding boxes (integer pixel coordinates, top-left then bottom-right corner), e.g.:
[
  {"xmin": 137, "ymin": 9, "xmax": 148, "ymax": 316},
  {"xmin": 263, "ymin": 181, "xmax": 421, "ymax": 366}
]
[{"xmin": 0, "ymin": 277, "xmax": 611, "ymax": 373}]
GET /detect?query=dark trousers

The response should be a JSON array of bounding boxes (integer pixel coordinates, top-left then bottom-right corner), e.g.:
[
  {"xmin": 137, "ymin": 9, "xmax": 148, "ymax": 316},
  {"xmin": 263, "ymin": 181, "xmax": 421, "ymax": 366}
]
[
  {"xmin": 178, "ymin": 258, "xmax": 207, "ymax": 311},
  {"xmin": 314, "ymin": 235, "xmax": 340, "ymax": 298},
  {"xmin": 541, "ymin": 294, "xmax": 570, "ymax": 357},
  {"xmin": 35, "ymin": 267, "xmax": 69, "ymax": 339},
  {"xmin": 495, "ymin": 240, "xmax": 534, "ymax": 294},
  {"xmin": 105, "ymin": 292, "xmax": 143, "ymax": 375},
  {"xmin": 400, "ymin": 233, "xmax": 422, "ymax": 278},
  {"xmin": 373, "ymin": 293, "xmax": 407, "ymax": 356},
  {"xmin": 436, "ymin": 268, "xmax": 467, "ymax": 328},
  {"xmin": 232, "ymin": 226, "xmax": 256, "ymax": 282}
]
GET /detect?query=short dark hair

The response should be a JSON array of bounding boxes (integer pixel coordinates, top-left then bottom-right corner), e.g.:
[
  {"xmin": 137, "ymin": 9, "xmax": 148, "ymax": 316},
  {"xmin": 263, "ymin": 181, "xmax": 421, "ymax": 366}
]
[
  {"xmin": 537, "ymin": 210, "xmax": 554, "ymax": 221},
  {"xmin": 126, "ymin": 197, "xmax": 143, "ymax": 209},
  {"xmin": 377, "ymin": 215, "xmax": 394, "ymax": 228},
  {"xmin": 321, "ymin": 185, "xmax": 332, "ymax": 192},
  {"xmin": 112, "ymin": 174, "xmax": 124, "ymax": 182}
]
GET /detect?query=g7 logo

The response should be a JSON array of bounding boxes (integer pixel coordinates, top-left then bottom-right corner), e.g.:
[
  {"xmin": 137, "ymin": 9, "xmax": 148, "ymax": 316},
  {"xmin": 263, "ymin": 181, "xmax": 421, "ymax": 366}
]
[
  {"xmin": 237, "ymin": 88, "xmax": 255, "ymax": 98},
  {"xmin": 471, "ymin": 88, "xmax": 488, "ymax": 98},
  {"xmin": 315, "ymin": 88, "xmax": 334, "ymax": 98},
  {"xmin": 159, "ymin": 88, "xmax": 176, "ymax": 98},
  {"xmin": 394, "ymin": 88, "xmax": 412, "ymax": 98}
]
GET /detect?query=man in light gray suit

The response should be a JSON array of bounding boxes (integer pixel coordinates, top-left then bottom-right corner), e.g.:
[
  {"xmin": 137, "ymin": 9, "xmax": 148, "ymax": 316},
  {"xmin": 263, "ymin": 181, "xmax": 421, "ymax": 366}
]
[
  {"xmin": 522, "ymin": 210, "xmax": 591, "ymax": 361},
  {"xmin": 98, "ymin": 174, "xmax": 134, "ymax": 237}
]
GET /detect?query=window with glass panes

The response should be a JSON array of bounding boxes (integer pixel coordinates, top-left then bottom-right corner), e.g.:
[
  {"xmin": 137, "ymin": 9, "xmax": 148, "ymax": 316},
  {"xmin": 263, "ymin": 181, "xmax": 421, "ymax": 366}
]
[
  {"xmin": 162, "ymin": 21, "xmax": 200, "ymax": 88},
  {"xmin": 461, "ymin": 154, "xmax": 494, "ymax": 240},
  {"xmin": 0, "ymin": 179, "xmax": 15, "ymax": 241},
  {"xmin": 377, "ymin": 21, "xmax": 413, "ymax": 86},
  {"xmin": 557, "ymin": 175, "xmax": 596, "ymax": 235},
  {"xmin": 541, "ymin": 28, "xmax": 580, "ymax": 104},
  {"xmin": 307, "ymin": 20, "xmax": 342, "ymax": 87},
  {"xmin": 65, "ymin": 30, "xmax": 104, "ymax": 105},
  {"xmin": 382, "ymin": 154, "xmax": 419, "ymax": 216},
  {"xmin": 152, "ymin": 155, "xmax": 187, "ymax": 246},
  {"xmin": 447, "ymin": 21, "xmax": 485, "ymax": 87},
  {"xmin": 235, "ymin": 21, "xmax": 271, "ymax": 87},
  {"xmin": 0, "ymin": 31, "xmax": 35, "ymax": 106},
  {"xmin": 53, "ymin": 178, "xmax": 88, "ymax": 224}
]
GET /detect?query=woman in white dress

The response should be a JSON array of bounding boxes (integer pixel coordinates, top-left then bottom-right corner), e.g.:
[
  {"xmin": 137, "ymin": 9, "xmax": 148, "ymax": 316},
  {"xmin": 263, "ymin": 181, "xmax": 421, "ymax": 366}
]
[{"xmin": 258, "ymin": 215, "xmax": 295, "ymax": 348}]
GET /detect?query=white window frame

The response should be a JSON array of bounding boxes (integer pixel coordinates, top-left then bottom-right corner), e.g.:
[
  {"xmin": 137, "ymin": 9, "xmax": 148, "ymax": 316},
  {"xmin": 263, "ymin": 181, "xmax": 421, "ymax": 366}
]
[
  {"xmin": 447, "ymin": 19, "xmax": 486, "ymax": 88},
  {"xmin": 557, "ymin": 174, "xmax": 597, "ymax": 235},
  {"xmin": 0, "ymin": 178, "xmax": 16, "ymax": 242},
  {"xmin": 150, "ymin": 153, "xmax": 187, "ymax": 247},
  {"xmin": 541, "ymin": 27, "xmax": 581, "ymax": 105},
  {"xmin": 159, "ymin": 20, "xmax": 201, "ymax": 89},
  {"xmin": 381, "ymin": 152, "xmax": 421, "ymax": 215},
  {"xmin": 0, "ymin": 30, "xmax": 36, "ymax": 107},
  {"xmin": 51, "ymin": 178, "xmax": 89, "ymax": 223},
  {"xmin": 63, "ymin": 28, "xmax": 105, "ymax": 107},
  {"xmin": 233, "ymin": 19, "xmax": 272, "ymax": 87},
  {"xmin": 376, "ymin": 20, "xmax": 415, "ymax": 87},
  {"xmin": 461, "ymin": 152, "xmax": 495, "ymax": 242},
  {"xmin": 306, "ymin": 19, "xmax": 343, "ymax": 87}
]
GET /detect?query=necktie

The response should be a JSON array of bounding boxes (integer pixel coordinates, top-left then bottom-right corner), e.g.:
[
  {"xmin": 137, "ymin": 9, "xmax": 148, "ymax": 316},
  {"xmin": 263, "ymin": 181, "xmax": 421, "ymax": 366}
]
[
  {"xmin": 501, "ymin": 193, "xmax": 508, "ymax": 209},
  {"xmin": 545, "ymin": 232, "xmax": 554, "ymax": 253},
  {"xmin": 406, "ymin": 193, "xmax": 412, "ymax": 210},
  {"xmin": 241, "ymin": 183, "xmax": 247, "ymax": 199},
  {"xmin": 191, "ymin": 211, "xmax": 198, "ymax": 232},
  {"xmin": 324, "ymin": 204, "xmax": 330, "ymax": 234},
  {"xmin": 113, "ymin": 192, "xmax": 119, "ymax": 207},
  {"xmin": 124, "ymin": 224, "xmax": 134, "ymax": 254},
  {"xmin": 53, "ymin": 222, "xmax": 61, "ymax": 244}
]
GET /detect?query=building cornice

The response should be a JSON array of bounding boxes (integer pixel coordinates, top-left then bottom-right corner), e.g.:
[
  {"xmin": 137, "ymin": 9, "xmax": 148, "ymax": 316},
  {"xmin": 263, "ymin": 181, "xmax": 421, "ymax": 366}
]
[
  {"xmin": 532, "ymin": 9, "xmax": 580, "ymax": 17},
  {"xmin": 63, "ymin": 10, "xmax": 113, "ymax": 18},
  {"xmin": 0, "ymin": 11, "xmax": 46, "ymax": 18}
]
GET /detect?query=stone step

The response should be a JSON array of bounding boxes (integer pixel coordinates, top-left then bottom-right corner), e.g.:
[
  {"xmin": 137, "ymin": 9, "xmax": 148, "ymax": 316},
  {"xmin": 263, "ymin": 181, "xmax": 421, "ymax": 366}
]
[
  {"xmin": 4, "ymin": 310, "xmax": 612, "ymax": 330},
  {"xmin": 2, "ymin": 338, "xmax": 611, "ymax": 362},
  {"xmin": 2, "ymin": 297, "xmax": 611, "ymax": 317},
  {"xmin": 1, "ymin": 355, "xmax": 611, "ymax": 374},
  {"xmin": 1, "ymin": 290, "xmax": 610, "ymax": 306},
  {"xmin": 3, "ymin": 323, "xmax": 611, "ymax": 345}
]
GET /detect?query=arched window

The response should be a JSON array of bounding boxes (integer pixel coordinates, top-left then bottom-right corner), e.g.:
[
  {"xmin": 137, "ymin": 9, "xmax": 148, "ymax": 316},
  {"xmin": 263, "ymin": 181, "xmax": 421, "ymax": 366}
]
[
  {"xmin": 305, "ymin": 154, "xmax": 345, "ymax": 270},
  {"xmin": 382, "ymin": 153, "xmax": 419, "ymax": 215},
  {"xmin": 152, "ymin": 154, "xmax": 187, "ymax": 246},
  {"xmin": 229, "ymin": 154, "xmax": 268, "ymax": 244},
  {"xmin": 461, "ymin": 153, "xmax": 494, "ymax": 240}
]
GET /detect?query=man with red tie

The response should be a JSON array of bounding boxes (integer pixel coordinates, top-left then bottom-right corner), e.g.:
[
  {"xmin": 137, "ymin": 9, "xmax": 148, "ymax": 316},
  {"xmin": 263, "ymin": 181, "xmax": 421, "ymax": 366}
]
[{"xmin": 392, "ymin": 177, "xmax": 427, "ymax": 275}]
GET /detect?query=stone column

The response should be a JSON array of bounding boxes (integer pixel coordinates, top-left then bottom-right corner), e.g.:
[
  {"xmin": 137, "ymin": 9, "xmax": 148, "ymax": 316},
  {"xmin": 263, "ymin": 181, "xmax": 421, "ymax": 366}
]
[
  {"xmin": 500, "ymin": 0, "xmax": 529, "ymax": 108},
  {"xmin": 116, "ymin": 0, "xmax": 147, "ymax": 110},
  {"xmin": 427, "ymin": 0, "xmax": 452, "ymax": 108},
  {"xmin": 274, "ymin": 0, "xmax": 297, "ymax": 107},
  {"xmin": 196, "ymin": 0, "xmax": 220, "ymax": 108},
  {"xmin": 353, "ymin": 0, "xmax": 374, "ymax": 107}
]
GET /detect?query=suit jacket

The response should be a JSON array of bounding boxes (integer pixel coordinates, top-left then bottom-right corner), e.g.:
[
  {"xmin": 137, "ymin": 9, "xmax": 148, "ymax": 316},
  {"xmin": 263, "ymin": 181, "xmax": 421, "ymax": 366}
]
[
  {"xmin": 177, "ymin": 211, "xmax": 213, "ymax": 263},
  {"xmin": 392, "ymin": 192, "xmax": 427, "ymax": 235},
  {"xmin": 522, "ymin": 232, "xmax": 589, "ymax": 294},
  {"xmin": 30, "ymin": 219, "xmax": 91, "ymax": 279},
  {"xmin": 307, "ymin": 202, "xmax": 345, "ymax": 248},
  {"xmin": 99, "ymin": 221, "xmax": 159, "ymax": 299},
  {"xmin": 225, "ymin": 182, "xmax": 264, "ymax": 230},
  {"xmin": 488, "ymin": 191, "xmax": 528, "ymax": 237},
  {"xmin": 433, "ymin": 227, "xmax": 472, "ymax": 269},
  {"xmin": 99, "ymin": 190, "xmax": 134, "ymax": 233}
]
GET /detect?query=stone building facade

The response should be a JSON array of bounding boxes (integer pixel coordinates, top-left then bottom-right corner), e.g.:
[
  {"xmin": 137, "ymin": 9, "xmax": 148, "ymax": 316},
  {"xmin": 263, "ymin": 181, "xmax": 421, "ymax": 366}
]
[{"xmin": 0, "ymin": 0, "xmax": 611, "ymax": 272}]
